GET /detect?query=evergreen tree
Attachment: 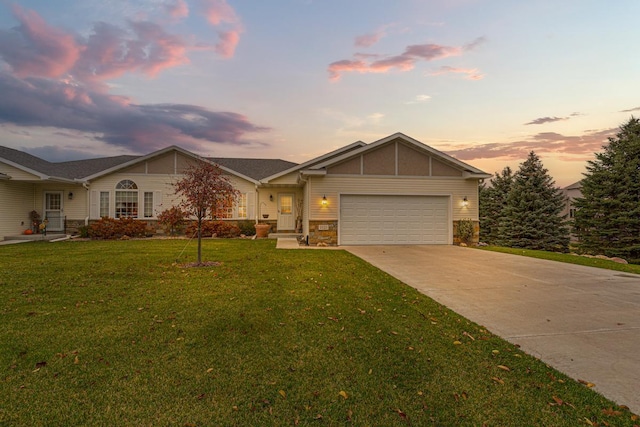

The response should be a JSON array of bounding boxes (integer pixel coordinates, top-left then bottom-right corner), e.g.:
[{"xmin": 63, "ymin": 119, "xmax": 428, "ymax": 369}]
[
  {"xmin": 498, "ymin": 151, "xmax": 569, "ymax": 251},
  {"xmin": 479, "ymin": 166, "xmax": 513, "ymax": 244},
  {"xmin": 574, "ymin": 117, "xmax": 640, "ymax": 260}
]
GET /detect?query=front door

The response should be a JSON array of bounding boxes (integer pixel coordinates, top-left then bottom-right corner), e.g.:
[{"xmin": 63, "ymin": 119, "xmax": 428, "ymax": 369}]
[
  {"xmin": 277, "ymin": 193, "xmax": 295, "ymax": 231},
  {"xmin": 44, "ymin": 191, "xmax": 64, "ymax": 232}
]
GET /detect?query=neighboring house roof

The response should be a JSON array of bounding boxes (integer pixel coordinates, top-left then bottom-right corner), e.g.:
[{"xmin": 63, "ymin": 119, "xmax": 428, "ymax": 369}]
[{"xmin": 564, "ymin": 180, "xmax": 583, "ymax": 190}]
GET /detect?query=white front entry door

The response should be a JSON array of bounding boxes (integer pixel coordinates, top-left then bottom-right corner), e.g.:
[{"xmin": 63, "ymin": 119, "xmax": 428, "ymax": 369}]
[
  {"xmin": 277, "ymin": 193, "xmax": 295, "ymax": 231},
  {"xmin": 44, "ymin": 191, "xmax": 64, "ymax": 231}
]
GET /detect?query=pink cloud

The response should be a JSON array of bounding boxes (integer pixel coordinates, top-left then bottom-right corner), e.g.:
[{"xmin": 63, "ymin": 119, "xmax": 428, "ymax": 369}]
[
  {"xmin": 166, "ymin": 0, "xmax": 189, "ymax": 20},
  {"xmin": 328, "ymin": 37, "xmax": 484, "ymax": 81},
  {"xmin": 214, "ymin": 29, "xmax": 241, "ymax": 58},
  {"xmin": 328, "ymin": 59, "xmax": 369, "ymax": 81},
  {"xmin": 445, "ymin": 129, "xmax": 615, "ymax": 162},
  {"xmin": 73, "ymin": 20, "xmax": 189, "ymax": 82},
  {"xmin": 355, "ymin": 31, "xmax": 385, "ymax": 48},
  {"xmin": 201, "ymin": 0, "xmax": 238, "ymax": 25},
  {"xmin": 0, "ymin": 5, "xmax": 82, "ymax": 78},
  {"xmin": 430, "ymin": 65, "xmax": 485, "ymax": 80}
]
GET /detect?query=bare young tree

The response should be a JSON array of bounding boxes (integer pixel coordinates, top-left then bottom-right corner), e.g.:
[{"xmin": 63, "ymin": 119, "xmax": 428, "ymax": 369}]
[{"xmin": 174, "ymin": 160, "xmax": 238, "ymax": 264}]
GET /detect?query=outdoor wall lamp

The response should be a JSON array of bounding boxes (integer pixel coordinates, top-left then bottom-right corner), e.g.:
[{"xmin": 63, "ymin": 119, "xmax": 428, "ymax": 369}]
[
  {"xmin": 269, "ymin": 194, "xmax": 273, "ymax": 202},
  {"xmin": 68, "ymin": 192, "xmax": 74, "ymax": 200},
  {"xmin": 321, "ymin": 195, "xmax": 328, "ymax": 206},
  {"xmin": 462, "ymin": 196, "xmax": 468, "ymax": 207}
]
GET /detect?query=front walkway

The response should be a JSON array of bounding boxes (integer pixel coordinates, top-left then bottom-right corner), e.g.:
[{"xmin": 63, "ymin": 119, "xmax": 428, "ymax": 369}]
[{"xmin": 344, "ymin": 245, "xmax": 640, "ymax": 414}]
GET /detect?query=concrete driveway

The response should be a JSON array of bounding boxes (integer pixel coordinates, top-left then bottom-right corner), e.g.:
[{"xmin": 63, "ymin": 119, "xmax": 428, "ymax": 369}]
[{"xmin": 344, "ymin": 245, "xmax": 640, "ymax": 414}]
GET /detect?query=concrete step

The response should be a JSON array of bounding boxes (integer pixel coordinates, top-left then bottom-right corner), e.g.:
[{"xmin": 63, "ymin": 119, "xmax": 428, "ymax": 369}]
[{"xmin": 268, "ymin": 232, "xmax": 303, "ymax": 240}]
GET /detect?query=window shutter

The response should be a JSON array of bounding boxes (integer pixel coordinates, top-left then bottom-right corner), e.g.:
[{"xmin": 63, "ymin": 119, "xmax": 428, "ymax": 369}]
[
  {"xmin": 154, "ymin": 191, "xmax": 163, "ymax": 217},
  {"xmin": 90, "ymin": 190, "xmax": 99, "ymax": 219}
]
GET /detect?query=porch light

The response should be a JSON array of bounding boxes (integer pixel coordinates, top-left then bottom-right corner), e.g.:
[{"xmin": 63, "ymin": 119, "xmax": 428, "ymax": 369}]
[
  {"xmin": 269, "ymin": 194, "xmax": 273, "ymax": 202},
  {"xmin": 321, "ymin": 195, "xmax": 328, "ymax": 206},
  {"xmin": 462, "ymin": 196, "xmax": 468, "ymax": 207},
  {"xmin": 68, "ymin": 192, "xmax": 74, "ymax": 200}
]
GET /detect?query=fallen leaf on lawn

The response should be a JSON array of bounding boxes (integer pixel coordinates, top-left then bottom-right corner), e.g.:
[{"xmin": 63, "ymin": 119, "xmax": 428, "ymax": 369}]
[
  {"xmin": 492, "ymin": 350, "xmax": 500, "ymax": 355},
  {"xmin": 491, "ymin": 377, "xmax": 504, "ymax": 385},
  {"xmin": 552, "ymin": 396, "xmax": 564, "ymax": 406},
  {"xmin": 346, "ymin": 409, "xmax": 353, "ymax": 421},
  {"xmin": 74, "ymin": 356, "xmax": 79, "ymax": 364},
  {"xmin": 631, "ymin": 414, "xmax": 638, "ymax": 421},
  {"xmin": 338, "ymin": 390, "xmax": 348, "ymax": 399},
  {"xmin": 584, "ymin": 418, "xmax": 594, "ymax": 426},
  {"xmin": 232, "ymin": 406, "xmax": 238, "ymax": 411},
  {"xmin": 206, "ymin": 368, "xmax": 214, "ymax": 373},
  {"xmin": 314, "ymin": 414, "xmax": 323, "ymax": 420},
  {"xmin": 390, "ymin": 331, "xmax": 398, "ymax": 335},
  {"xmin": 395, "ymin": 408, "xmax": 408, "ymax": 420},
  {"xmin": 368, "ymin": 369, "xmax": 372, "ymax": 374},
  {"xmin": 463, "ymin": 331, "xmax": 475, "ymax": 341},
  {"xmin": 579, "ymin": 379, "xmax": 596, "ymax": 388},
  {"xmin": 453, "ymin": 341, "xmax": 462, "ymax": 345},
  {"xmin": 497, "ymin": 365, "xmax": 510, "ymax": 371},
  {"xmin": 279, "ymin": 390, "xmax": 286, "ymax": 399},
  {"xmin": 35, "ymin": 361, "xmax": 47, "ymax": 368},
  {"xmin": 602, "ymin": 408, "xmax": 622, "ymax": 416}
]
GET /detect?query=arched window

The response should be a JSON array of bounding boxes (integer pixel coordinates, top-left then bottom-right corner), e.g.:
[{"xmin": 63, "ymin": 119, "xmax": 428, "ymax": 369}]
[{"xmin": 115, "ymin": 180, "xmax": 138, "ymax": 218}]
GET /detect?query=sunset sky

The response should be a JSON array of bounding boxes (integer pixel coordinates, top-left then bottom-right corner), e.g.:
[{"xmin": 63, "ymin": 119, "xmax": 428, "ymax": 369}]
[{"xmin": 1, "ymin": 0, "xmax": 639, "ymax": 187}]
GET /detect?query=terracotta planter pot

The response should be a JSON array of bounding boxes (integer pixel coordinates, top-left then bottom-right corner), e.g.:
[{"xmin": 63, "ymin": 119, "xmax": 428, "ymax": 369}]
[{"xmin": 255, "ymin": 223, "xmax": 270, "ymax": 238}]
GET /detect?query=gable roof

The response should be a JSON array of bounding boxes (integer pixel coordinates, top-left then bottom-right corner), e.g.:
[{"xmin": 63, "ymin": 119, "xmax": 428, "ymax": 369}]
[
  {"xmin": 305, "ymin": 132, "xmax": 490, "ymax": 178},
  {"xmin": 0, "ymin": 145, "xmax": 297, "ymax": 183},
  {"xmin": 210, "ymin": 158, "xmax": 297, "ymax": 181},
  {"xmin": 261, "ymin": 141, "xmax": 367, "ymax": 183}
]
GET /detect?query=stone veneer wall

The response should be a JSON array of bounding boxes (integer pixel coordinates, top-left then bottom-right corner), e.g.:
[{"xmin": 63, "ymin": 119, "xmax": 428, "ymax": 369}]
[
  {"xmin": 452, "ymin": 220, "xmax": 480, "ymax": 245},
  {"xmin": 308, "ymin": 220, "xmax": 338, "ymax": 245},
  {"xmin": 65, "ymin": 219, "xmax": 86, "ymax": 235}
]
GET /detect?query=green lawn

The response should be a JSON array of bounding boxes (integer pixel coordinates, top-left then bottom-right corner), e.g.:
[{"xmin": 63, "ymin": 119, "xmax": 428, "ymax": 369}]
[
  {"xmin": 478, "ymin": 245, "xmax": 640, "ymax": 273},
  {"xmin": 1, "ymin": 239, "xmax": 636, "ymax": 426}
]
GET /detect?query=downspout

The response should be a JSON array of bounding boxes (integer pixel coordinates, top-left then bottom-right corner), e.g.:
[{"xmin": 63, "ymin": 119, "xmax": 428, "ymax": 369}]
[
  {"xmin": 254, "ymin": 183, "xmax": 259, "ymax": 224},
  {"xmin": 82, "ymin": 182, "xmax": 90, "ymax": 226},
  {"xmin": 298, "ymin": 172, "xmax": 309, "ymax": 242}
]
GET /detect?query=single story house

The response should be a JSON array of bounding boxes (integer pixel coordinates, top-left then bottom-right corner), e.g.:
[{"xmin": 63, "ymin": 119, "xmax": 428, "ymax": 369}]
[{"xmin": 0, "ymin": 132, "xmax": 490, "ymax": 245}]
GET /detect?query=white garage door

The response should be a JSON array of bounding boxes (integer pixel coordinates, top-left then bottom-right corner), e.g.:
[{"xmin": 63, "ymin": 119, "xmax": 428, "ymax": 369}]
[{"xmin": 340, "ymin": 195, "xmax": 449, "ymax": 245}]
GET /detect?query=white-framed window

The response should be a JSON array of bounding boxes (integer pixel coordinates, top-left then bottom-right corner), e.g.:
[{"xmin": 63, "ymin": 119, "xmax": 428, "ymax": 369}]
[
  {"xmin": 237, "ymin": 193, "xmax": 247, "ymax": 219},
  {"xmin": 144, "ymin": 192, "xmax": 154, "ymax": 218},
  {"xmin": 99, "ymin": 191, "xmax": 109, "ymax": 217},
  {"xmin": 115, "ymin": 179, "xmax": 138, "ymax": 218}
]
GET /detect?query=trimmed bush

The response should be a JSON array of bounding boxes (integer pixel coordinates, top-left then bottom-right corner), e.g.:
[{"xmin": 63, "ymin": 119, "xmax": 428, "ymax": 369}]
[
  {"xmin": 185, "ymin": 220, "xmax": 241, "ymax": 238},
  {"xmin": 236, "ymin": 220, "xmax": 256, "ymax": 236},
  {"xmin": 88, "ymin": 217, "xmax": 150, "ymax": 240},
  {"xmin": 157, "ymin": 206, "xmax": 188, "ymax": 235}
]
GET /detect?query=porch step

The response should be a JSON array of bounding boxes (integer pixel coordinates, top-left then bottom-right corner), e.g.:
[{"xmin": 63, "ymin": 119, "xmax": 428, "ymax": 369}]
[{"xmin": 268, "ymin": 232, "xmax": 303, "ymax": 240}]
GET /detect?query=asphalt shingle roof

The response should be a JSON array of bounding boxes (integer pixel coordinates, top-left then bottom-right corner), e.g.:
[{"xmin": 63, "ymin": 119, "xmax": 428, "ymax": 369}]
[{"xmin": 0, "ymin": 146, "xmax": 298, "ymax": 182}]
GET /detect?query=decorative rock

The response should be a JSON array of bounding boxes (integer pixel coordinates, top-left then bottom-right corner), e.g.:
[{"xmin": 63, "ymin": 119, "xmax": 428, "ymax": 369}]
[{"xmin": 610, "ymin": 257, "xmax": 628, "ymax": 264}]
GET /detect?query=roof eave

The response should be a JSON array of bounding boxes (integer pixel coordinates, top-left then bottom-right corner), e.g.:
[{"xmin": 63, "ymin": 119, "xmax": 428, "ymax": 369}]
[
  {"xmin": 261, "ymin": 141, "xmax": 367, "ymax": 183},
  {"xmin": 463, "ymin": 172, "xmax": 492, "ymax": 180}
]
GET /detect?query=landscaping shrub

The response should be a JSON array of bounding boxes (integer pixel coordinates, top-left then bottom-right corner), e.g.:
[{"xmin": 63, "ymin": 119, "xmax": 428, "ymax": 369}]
[
  {"xmin": 457, "ymin": 218, "xmax": 475, "ymax": 244},
  {"xmin": 236, "ymin": 220, "xmax": 256, "ymax": 236},
  {"xmin": 157, "ymin": 206, "xmax": 188, "ymax": 235},
  {"xmin": 88, "ymin": 217, "xmax": 149, "ymax": 239},
  {"xmin": 185, "ymin": 220, "xmax": 241, "ymax": 238}
]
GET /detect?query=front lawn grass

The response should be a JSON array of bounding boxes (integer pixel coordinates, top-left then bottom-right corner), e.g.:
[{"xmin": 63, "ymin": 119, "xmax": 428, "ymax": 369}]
[
  {"xmin": 1, "ymin": 239, "xmax": 636, "ymax": 426},
  {"xmin": 478, "ymin": 245, "xmax": 640, "ymax": 274}
]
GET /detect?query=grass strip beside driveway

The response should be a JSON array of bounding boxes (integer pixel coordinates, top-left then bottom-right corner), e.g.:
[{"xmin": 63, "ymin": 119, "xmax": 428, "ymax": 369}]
[{"xmin": 1, "ymin": 240, "xmax": 636, "ymax": 426}]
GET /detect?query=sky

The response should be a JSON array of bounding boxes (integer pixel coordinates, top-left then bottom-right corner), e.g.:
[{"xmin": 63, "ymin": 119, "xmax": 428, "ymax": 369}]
[{"xmin": 0, "ymin": 0, "xmax": 639, "ymax": 187}]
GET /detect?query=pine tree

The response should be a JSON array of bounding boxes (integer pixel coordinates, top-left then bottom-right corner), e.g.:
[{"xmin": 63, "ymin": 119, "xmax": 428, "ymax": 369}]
[
  {"xmin": 574, "ymin": 117, "xmax": 640, "ymax": 260},
  {"xmin": 479, "ymin": 166, "xmax": 513, "ymax": 244},
  {"xmin": 498, "ymin": 151, "xmax": 569, "ymax": 251}
]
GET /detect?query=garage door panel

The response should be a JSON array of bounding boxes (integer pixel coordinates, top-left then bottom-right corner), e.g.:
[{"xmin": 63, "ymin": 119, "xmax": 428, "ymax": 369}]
[{"xmin": 340, "ymin": 195, "xmax": 449, "ymax": 245}]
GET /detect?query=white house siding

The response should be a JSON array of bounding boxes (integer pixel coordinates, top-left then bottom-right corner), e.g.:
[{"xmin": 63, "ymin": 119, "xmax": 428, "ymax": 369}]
[
  {"xmin": 0, "ymin": 163, "xmax": 41, "ymax": 181},
  {"xmin": 88, "ymin": 172, "xmax": 258, "ymax": 221},
  {"xmin": 307, "ymin": 175, "xmax": 479, "ymax": 221},
  {"xmin": 33, "ymin": 184, "xmax": 87, "ymax": 224},
  {"xmin": 0, "ymin": 180, "xmax": 35, "ymax": 239}
]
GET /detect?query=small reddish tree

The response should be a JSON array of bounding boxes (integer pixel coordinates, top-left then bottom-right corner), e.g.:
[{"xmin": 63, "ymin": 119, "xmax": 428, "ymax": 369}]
[{"xmin": 174, "ymin": 160, "xmax": 238, "ymax": 264}]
